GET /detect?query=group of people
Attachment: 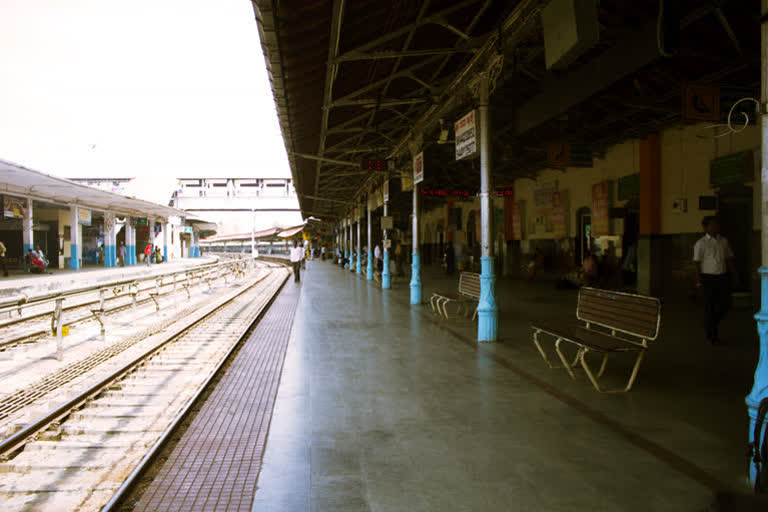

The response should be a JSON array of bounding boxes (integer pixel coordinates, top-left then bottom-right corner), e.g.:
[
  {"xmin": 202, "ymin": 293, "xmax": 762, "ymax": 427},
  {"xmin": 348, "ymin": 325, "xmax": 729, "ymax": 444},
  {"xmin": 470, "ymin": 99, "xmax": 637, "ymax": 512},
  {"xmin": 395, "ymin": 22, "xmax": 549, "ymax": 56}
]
[{"xmin": 27, "ymin": 246, "xmax": 50, "ymax": 274}]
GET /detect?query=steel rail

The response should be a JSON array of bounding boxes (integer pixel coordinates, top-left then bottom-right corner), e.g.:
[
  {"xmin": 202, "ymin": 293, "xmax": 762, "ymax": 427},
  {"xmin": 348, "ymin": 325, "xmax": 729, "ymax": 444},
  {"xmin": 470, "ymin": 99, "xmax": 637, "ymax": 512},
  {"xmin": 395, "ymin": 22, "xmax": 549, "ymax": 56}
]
[
  {"xmin": 101, "ymin": 261, "xmax": 290, "ymax": 512},
  {"xmin": 0, "ymin": 262, "xmax": 282, "ymax": 461},
  {"xmin": 0, "ymin": 262, "xmax": 246, "ymax": 349},
  {"xmin": 0, "ymin": 258, "xmax": 229, "ymax": 313}
]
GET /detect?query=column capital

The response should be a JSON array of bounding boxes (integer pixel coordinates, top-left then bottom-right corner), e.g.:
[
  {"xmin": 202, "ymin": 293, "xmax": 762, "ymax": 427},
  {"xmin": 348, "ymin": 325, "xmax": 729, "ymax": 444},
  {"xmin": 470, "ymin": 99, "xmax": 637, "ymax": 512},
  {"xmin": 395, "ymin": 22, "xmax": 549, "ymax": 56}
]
[{"xmin": 468, "ymin": 54, "xmax": 504, "ymax": 102}]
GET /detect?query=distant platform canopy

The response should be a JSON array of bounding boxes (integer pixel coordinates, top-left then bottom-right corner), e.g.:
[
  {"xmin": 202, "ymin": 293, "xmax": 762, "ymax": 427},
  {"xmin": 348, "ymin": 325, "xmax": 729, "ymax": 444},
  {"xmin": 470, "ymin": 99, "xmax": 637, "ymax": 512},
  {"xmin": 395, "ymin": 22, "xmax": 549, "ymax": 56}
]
[{"xmin": 0, "ymin": 159, "xmax": 185, "ymax": 221}]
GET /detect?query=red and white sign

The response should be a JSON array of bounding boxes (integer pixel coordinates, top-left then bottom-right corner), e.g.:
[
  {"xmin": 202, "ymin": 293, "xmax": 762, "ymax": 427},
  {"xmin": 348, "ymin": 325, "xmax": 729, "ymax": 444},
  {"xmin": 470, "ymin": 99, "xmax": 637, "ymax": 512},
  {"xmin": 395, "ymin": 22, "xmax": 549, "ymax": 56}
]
[
  {"xmin": 591, "ymin": 182, "xmax": 610, "ymax": 236},
  {"xmin": 455, "ymin": 110, "xmax": 477, "ymax": 160},
  {"xmin": 413, "ymin": 152, "xmax": 424, "ymax": 184}
]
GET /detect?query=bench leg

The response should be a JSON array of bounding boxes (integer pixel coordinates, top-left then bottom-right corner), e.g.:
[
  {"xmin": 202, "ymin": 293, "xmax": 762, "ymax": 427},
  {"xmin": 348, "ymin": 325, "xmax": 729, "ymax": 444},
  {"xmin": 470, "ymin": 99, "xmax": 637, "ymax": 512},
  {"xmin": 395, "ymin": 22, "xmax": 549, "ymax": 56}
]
[
  {"xmin": 580, "ymin": 350, "xmax": 645, "ymax": 393},
  {"xmin": 555, "ymin": 338, "xmax": 581, "ymax": 379},
  {"xmin": 440, "ymin": 298, "xmax": 452, "ymax": 319}
]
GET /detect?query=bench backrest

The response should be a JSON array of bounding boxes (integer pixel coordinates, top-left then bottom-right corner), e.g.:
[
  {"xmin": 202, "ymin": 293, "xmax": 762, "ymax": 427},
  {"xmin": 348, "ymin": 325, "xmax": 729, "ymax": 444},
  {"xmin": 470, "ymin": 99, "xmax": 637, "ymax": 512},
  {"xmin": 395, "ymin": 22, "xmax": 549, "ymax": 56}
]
[
  {"xmin": 458, "ymin": 271, "xmax": 481, "ymax": 299},
  {"xmin": 576, "ymin": 287, "xmax": 661, "ymax": 341}
]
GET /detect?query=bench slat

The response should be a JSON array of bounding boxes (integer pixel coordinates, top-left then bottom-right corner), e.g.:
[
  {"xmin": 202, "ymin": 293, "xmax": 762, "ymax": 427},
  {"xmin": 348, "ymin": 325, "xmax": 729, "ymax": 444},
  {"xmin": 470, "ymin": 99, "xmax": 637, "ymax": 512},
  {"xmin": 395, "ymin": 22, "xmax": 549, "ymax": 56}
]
[
  {"xmin": 532, "ymin": 322, "xmax": 644, "ymax": 353},
  {"xmin": 577, "ymin": 287, "xmax": 660, "ymax": 339}
]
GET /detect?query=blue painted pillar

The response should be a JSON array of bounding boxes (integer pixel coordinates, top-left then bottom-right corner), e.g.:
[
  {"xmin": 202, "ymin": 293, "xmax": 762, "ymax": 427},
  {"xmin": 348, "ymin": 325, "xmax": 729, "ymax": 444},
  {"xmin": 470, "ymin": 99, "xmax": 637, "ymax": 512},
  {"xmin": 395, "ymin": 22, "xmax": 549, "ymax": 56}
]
[
  {"xmin": 343, "ymin": 219, "xmax": 349, "ymax": 269},
  {"xmin": 22, "ymin": 198, "xmax": 33, "ymax": 272},
  {"xmin": 410, "ymin": 182, "xmax": 422, "ymax": 304},
  {"xmin": 748, "ymin": 6, "xmax": 768, "ymax": 483},
  {"xmin": 162, "ymin": 222, "xmax": 168, "ymax": 262},
  {"xmin": 104, "ymin": 212, "xmax": 116, "ymax": 267},
  {"xmin": 382, "ymin": 187, "xmax": 391, "ymax": 289},
  {"xmin": 476, "ymin": 70, "xmax": 498, "ymax": 342},
  {"xmin": 69, "ymin": 205, "xmax": 80, "ymax": 270},
  {"xmin": 356, "ymin": 215, "xmax": 362, "ymax": 274},
  {"xmin": 366, "ymin": 196, "xmax": 373, "ymax": 281}
]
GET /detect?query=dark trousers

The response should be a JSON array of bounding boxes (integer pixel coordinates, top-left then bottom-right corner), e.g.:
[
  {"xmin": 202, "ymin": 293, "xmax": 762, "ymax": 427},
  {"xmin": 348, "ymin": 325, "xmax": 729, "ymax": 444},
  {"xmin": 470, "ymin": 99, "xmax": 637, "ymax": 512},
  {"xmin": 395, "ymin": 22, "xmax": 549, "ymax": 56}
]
[
  {"xmin": 0, "ymin": 256, "xmax": 7, "ymax": 276},
  {"xmin": 292, "ymin": 261, "xmax": 301, "ymax": 282},
  {"xmin": 701, "ymin": 274, "xmax": 731, "ymax": 341}
]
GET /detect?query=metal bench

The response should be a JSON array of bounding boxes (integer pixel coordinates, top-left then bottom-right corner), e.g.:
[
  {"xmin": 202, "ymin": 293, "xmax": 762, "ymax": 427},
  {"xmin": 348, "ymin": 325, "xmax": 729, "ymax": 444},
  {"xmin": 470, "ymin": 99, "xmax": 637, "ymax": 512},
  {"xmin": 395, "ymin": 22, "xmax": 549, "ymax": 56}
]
[
  {"xmin": 430, "ymin": 271, "xmax": 481, "ymax": 320},
  {"xmin": 531, "ymin": 287, "xmax": 662, "ymax": 393}
]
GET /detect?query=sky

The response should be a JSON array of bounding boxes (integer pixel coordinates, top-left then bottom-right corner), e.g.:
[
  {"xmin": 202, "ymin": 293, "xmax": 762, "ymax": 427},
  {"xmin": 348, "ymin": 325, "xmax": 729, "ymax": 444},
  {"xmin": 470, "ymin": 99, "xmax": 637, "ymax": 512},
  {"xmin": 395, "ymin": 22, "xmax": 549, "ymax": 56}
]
[{"xmin": 0, "ymin": 0, "xmax": 290, "ymax": 180}]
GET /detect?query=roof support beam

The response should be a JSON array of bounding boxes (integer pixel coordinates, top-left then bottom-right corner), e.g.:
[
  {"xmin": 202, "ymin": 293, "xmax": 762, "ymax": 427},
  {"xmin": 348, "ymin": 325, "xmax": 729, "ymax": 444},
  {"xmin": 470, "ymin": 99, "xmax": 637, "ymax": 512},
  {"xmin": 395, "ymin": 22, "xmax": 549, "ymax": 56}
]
[
  {"xmin": 510, "ymin": 21, "xmax": 661, "ymax": 137},
  {"xmin": 333, "ymin": 47, "xmax": 476, "ymax": 63},
  {"xmin": 328, "ymin": 98, "xmax": 428, "ymax": 109},
  {"xmin": 313, "ymin": 0, "xmax": 347, "ymax": 209},
  {"xmin": 292, "ymin": 152, "xmax": 359, "ymax": 167}
]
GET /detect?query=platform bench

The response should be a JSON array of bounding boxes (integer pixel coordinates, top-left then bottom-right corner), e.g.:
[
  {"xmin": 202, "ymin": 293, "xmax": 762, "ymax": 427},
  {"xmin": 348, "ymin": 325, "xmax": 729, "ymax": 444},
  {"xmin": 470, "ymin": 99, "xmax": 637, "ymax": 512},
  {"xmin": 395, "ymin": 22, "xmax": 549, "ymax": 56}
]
[
  {"xmin": 531, "ymin": 287, "xmax": 661, "ymax": 393},
  {"xmin": 430, "ymin": 271, "xmax": 481, "ymax": 321}
]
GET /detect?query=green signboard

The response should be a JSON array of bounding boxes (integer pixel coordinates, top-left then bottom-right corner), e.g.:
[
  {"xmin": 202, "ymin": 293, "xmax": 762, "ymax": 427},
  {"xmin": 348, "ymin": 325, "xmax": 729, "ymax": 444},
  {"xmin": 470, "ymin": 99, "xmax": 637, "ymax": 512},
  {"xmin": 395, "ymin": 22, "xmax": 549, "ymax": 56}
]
[
  {"xmin": 136, "ymin": 217, "xmax": 148, "ymax": 226},
  {"xmin": 617, "ymin": 174, "xmax": 640, "ymax": 200},
  {"xmin": 710, "ymin": 151, "xmax": 753, "ymax": 187}
]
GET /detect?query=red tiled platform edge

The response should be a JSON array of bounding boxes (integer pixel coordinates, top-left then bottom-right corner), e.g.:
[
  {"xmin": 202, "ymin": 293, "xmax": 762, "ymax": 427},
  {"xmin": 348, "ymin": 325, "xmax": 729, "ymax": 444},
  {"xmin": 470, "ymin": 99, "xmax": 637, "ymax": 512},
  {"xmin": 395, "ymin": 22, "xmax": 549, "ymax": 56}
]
[{"xmin": 136, "ymin": 283, "xmax": 301, "ymax": 512}]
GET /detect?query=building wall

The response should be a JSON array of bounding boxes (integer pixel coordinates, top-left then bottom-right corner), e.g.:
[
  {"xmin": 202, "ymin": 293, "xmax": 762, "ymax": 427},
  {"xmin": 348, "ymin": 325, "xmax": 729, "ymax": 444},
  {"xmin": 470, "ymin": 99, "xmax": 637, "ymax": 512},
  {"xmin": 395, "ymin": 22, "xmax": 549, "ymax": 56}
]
[{"xmin": 415, "ymin": 122, "xmax": 762, "ymax": 297}]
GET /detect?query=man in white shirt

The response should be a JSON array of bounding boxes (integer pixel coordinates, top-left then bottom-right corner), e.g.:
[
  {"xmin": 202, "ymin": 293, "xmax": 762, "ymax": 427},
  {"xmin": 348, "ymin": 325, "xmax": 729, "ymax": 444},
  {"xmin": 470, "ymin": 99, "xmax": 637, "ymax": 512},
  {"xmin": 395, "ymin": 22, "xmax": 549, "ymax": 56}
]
[
  {"xmin": 693, "ymin": 216, "xmax": 735, "ymax": 344},
  {"xmin": 374, "ymin": 244, "xmax": 381, "ymax": 273},
  {"xmin": 289, "ymin": 240, "xmax": 304, "ymax": 283}
]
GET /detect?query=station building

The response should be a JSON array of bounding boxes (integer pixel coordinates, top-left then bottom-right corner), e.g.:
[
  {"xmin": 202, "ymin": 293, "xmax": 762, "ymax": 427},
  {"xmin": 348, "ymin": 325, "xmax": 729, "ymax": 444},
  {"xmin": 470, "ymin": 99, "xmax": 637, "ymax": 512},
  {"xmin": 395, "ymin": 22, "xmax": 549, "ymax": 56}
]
[
  {"xmin": 0, "ymin": 160, "xmax": 214, "ymax": 271},
  {"xmin": 250, "ymin": 0, "xmax": 768, "ymax": 492}
]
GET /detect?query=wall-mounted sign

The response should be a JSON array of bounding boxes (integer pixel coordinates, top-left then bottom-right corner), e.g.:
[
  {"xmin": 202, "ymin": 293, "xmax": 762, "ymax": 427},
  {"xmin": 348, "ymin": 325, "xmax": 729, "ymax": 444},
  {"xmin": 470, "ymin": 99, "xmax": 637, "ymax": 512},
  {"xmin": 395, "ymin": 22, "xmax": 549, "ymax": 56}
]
[
  {"xmin": 684, "ymin": 84, "xmax": 720, "ymax": 122},
  {"xmin": 455, "ymin": 110, "xmax": 477, "ymax": 160},
  {"xmin": 617, "ymin": 173, "xmax": 640, "ymax": 200},
  {"xmin": 381, "ymin": 216, "xmax": 393, "ymax": 230},
  {"xmin": 710, "ymin": 150, "xmax": 753, "ymax": 187},
  {"xmin": 552, "ymin": 191, "xmax": 566, "ymax": 239},
  {"xmin": 136, "ymin": 217, "xmax": 148, "ymax": 226},
  {"xmin": 180, "ymin": 226, "xmax": 193, "ymax": 234},
  {"xmin": 78, "ymin": 208, "xmax": 92, "ymax": 226},
  {"xmin": 2, "ymin": 195, "xmax": 26, "ymax": 219},
  {"xmin": 591, "ymin": 182, "xmax": 610, "ymax": 236},
  {"xmin": 413, "ymin": 151, "xmax": 424, "ymax": 184},
  {"xmin": 383, "ymin": 180, "xmax": 389, "ymax": 202},
  {"xmin": 547, "ymin": 141, "xmax": 571, "ymax": 167},
  {"xmin": 383, "ymin": 239, "xmax": 392, "ymax": 249}
]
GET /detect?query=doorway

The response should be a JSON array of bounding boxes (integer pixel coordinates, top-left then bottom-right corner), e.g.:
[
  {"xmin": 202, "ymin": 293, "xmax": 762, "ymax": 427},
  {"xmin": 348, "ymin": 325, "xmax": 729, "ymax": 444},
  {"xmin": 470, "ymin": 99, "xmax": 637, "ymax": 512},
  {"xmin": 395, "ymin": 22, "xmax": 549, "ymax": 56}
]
[
  {"xmin": 718, "ymin": 184, "xmax": 753, "ymax": 292},
  {"xmin": 575, "ymin": 207, "xmax": 592, "ymax": 266}
]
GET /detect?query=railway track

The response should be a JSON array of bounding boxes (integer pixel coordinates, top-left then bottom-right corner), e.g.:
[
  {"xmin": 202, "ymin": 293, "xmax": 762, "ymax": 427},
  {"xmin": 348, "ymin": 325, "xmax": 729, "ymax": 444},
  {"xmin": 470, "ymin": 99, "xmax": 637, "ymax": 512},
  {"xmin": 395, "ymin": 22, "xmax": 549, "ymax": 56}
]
[
  {"xmin": 0, "ymin": 260, "xmax": 245, "ymax": 351},
  {"xmin": 0, "ymin": 261, "xmax": 290, "ymax": 512}
]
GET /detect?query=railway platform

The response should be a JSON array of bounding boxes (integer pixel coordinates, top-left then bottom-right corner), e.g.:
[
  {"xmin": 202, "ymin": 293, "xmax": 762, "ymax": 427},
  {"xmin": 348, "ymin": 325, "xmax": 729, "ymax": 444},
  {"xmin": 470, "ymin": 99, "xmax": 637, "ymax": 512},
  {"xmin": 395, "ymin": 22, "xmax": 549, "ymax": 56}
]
[
  {"xmin": 246, "ymin": 260, "xmax": 757, "ymax": 511},
  {"xmin": 0, "ymin": 257, "xmax": 219, "ymax": 298}
]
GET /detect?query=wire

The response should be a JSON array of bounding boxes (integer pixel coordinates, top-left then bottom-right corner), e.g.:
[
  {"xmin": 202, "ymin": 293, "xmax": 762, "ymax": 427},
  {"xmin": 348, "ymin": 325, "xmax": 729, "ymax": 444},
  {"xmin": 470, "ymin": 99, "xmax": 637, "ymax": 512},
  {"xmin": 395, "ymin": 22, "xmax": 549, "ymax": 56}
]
[{"xmin": 695, "ymin": 97, "xmax": 760, "ymax": 139}]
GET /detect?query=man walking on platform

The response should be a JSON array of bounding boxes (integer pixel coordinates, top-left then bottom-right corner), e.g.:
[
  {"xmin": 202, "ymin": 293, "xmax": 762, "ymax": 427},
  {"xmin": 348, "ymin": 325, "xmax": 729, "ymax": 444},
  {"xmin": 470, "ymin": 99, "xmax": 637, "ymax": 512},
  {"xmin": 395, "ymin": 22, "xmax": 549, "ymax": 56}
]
[
  {"xmin": 290, "ymin": 240, "xmax": 304, "ymax": 283},
  {"xmin": 118, "ymin": 242, "xmax": 126, "ymax": 267},
  {"xmin": 694, "ymin": 216, "xmax": 736, "ymax": 344}
]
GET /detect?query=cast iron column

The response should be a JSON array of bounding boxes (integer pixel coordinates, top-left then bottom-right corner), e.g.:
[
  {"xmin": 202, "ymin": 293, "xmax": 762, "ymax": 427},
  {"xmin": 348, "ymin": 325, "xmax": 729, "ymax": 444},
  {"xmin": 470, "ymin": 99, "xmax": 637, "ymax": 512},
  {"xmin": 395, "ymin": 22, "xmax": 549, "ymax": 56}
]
[
  {"xmin": 410, "ymin": 178, "xmax": 422, "ymax": 304},
  {"xmin": 382, "ymin": 182, "xmax": 391, "ymax": 289},
  {"xmin": 367, "ymin": 194, "xmax": 374, "ymax": 280},
  {"xmin": 747, "ymin": 0, "xmax": 768, "ymax": 486},
  {"xmin": 477, "ymin": 71, "xmax": 498, "ymax": 342}
]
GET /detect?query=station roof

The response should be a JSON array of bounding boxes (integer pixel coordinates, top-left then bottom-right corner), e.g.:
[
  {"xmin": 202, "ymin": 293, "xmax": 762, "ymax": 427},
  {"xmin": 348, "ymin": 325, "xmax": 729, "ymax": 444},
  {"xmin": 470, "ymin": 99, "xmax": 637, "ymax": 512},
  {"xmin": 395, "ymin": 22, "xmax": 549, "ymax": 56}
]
[
  {"xmin": 0, "ymin": 159, "xmax": 186, "ymax": 221},
  {"xmin": 251, "ymin": 0, "xmax": 759, "ymax": 219}
]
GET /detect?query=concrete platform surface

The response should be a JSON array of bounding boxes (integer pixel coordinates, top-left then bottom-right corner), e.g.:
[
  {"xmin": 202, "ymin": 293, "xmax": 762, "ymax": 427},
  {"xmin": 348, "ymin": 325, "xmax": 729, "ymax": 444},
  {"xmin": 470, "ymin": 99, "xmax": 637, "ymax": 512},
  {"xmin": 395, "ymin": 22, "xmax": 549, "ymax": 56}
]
[
  {"xmin": 0, "ymin": 257, "xmax": 218, "ymax": 298},
  {"xmin": 253, "ymin": 260, "xmax": 755, "ymax": 512}
]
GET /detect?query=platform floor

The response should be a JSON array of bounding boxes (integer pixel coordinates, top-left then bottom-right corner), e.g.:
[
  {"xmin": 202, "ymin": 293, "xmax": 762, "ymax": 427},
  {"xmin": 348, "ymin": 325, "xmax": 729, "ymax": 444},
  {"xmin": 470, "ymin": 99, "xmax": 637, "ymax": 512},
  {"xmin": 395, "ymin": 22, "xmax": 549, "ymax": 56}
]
[
  {"xmin": 252, "ymin": 260, "xmax": 756, "ymax": 512},
  {"xmin": 0, "ymin": 257, "xmax": 217, "ymax": 298}
]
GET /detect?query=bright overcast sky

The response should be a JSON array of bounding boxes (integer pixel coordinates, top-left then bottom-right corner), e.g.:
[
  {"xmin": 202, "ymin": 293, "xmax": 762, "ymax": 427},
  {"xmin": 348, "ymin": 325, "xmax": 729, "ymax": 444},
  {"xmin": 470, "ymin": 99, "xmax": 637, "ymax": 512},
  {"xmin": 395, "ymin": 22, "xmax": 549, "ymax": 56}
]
[{"xmin": 0, "ymin": 0, "xmax": 290, "ymax": 180}]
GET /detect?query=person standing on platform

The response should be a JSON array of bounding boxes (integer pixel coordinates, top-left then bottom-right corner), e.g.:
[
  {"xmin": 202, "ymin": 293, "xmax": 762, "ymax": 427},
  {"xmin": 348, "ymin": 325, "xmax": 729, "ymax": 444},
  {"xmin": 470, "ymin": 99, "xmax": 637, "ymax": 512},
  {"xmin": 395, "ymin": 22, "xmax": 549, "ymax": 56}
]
[
  {"xmin": 144, "ymin": 243, "xmax": 152, "ymax": 266},
  {"xmin": 445, "ymin": 242, "xmax": 455, "ymax": 275},
  {"xmin": 0, "ymin": 240, "xmax": 7, "ymax": 277},
  {"xmin": 118, "ymin": 242, "xmax": 126, "ymax": 267},
  {"xmin": 290, "ymin": 240, "xmax": 303, "ymax": 283},
  {"xmin": 374, "ymin": 243, "xmax": 382, "ymax": 274},
  {"xmin": 694, "ymin": 216, "xmax": 736, "ymax": 344}
]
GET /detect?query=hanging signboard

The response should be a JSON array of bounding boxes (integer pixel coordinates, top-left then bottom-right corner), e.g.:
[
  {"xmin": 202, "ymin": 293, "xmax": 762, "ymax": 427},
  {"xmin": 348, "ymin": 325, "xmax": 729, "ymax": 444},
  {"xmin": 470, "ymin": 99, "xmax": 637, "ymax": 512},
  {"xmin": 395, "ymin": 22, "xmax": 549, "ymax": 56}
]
[
  {"xmin": 383, "ymin": 239, "xmax": 392, "ymax": 249},
  {"xmin": 401, "ymin": 172, "xmax": 413, "ymax": 191},
  {"xmin": 383, "ymin": 180, "xmax": 389, "ymax": 202},
  {"xmin": 552, "ymin": 191, "xmax": 566, "ymax": 239},
  {"xmin": 2, "ymin": 195, "xmax": 26, "ymax": 219},
  {"xmin": 455, "ymin": 110, "xmax": 477, "ymax": 160},
  {"xmin": 181, "ymin": 226, "xmax": 193, "ymax": 234},
  {"xmin": 381, "ymin": 216, "xmax": 393, "ymax": 230},
  {"xmin": 591, "ymin": 182, "xmax": 610, "ymax": 236},
  {"xmin": 78, "ymin": 208, "xmax": 92, "ymax": 226},
  {"xmin": 413, "ymin": 152, "xmax": 424, "ymax": 184}
]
